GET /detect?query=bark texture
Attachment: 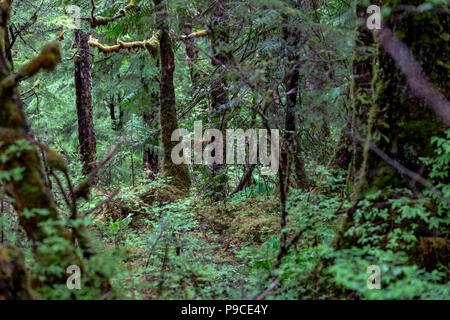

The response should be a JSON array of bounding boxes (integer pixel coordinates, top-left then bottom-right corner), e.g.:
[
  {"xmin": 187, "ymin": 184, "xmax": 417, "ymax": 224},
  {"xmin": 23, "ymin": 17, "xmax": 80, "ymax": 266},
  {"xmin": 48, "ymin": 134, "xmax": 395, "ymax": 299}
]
[
  {"xmin": 337, "ymin": 1, "xmax": 449, "ymax": 273},
  {"xmin": 74, "ymin": 30, "xmax": 97, "ymax": 176},
  {"xmin": 282, "ymin": 21, "xmax": 308, "ymax": 190},
  {"xmin": 357, "ymin": 0, "xmax": 448, "ymax": 193},
  {"xmin": 155, "ymin": 0, "xmax": 191, "ymax": 192},
  {"xmin": 142, "ymin": 92, "xmax": 160, "ymax": 180},
  {"xmin": 208, "ymin": 0, "xmax": 231, "ymax": 200},
  {"xmin": 0, "ymin": 245, "xmax": 34, "ymax": 300}
]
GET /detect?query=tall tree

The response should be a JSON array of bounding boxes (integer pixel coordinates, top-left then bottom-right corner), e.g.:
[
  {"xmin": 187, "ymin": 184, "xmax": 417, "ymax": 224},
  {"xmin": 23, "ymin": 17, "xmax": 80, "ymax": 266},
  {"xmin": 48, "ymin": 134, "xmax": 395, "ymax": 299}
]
[
  {"xmin": 142, "ymin": 73, "xmax": 160, "ymax": 179},
  {"xmin": 282, "ymin": 18, "xmax": 308, "ymax": 190},
  {"xmin": 74, "ymin": 29, "xmax": 97, "ymax": 176},
  {"xmin": 0, "ymin": 1, "xmax": 109, "ymax": 298},
  {"xmin": 155, "ymin": 0, "xmax": 191, "ymax": 192},
  {"xmin": 208, "ymin": 0, "xmax": 232, "ymax": 200},
  {"xmin": 335, "ymin": 2, "xmax": 376, "ymax": 189},
  {"xmin": 337, "ymin": 0, "xmax": 449, "ymax": 270},
  {"xmin": 87, "ymin": 0, "xmax": 199, "ymax": 192}
]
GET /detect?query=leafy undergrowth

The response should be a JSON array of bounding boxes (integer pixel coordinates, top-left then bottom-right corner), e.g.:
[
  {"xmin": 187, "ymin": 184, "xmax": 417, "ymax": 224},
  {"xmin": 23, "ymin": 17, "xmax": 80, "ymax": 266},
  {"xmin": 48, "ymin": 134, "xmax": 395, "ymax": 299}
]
[
  {"xmin": 94, "ymin": 187, "xmax": 283, "ymax": 299},
  {"xmin": 89, "ymin": 169, "xmax": 347, "ymax": 299},
  {"xmin": 89, "ymin": 134, "xmax": 450, "ymax": 300},
  {"xmin": 9, "ymin": 143, "xmax": 445, "ymax": 300}
]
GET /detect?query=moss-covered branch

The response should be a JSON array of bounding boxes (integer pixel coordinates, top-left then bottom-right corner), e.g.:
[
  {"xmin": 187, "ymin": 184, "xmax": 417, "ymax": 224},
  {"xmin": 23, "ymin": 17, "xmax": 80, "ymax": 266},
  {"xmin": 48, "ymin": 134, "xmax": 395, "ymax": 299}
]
[
  {"xmin": 87, "ymin": 0, "xmax": 137, "ymax": 28},
  {"xmin": 88, "ymin": 29, "xmax": 207, "ymax": 58},
  {"xmin": 178, "ymin": 29, "xmax": 209, "ymax": 40},
  {"xmin": 88, "ymin": 31, "xmax": 161, "ymax": 58},
  {"xmin": 0, "ymin": 43, "xmax": 60, "ymax": 89}
]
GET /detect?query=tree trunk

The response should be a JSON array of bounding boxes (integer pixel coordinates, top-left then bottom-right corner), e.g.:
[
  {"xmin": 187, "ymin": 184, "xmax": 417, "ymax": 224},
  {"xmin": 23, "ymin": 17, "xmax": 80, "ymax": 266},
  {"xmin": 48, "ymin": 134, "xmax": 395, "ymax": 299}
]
[
  {"xmin": 347, "ymin": 2, "xmax": 376, "ymax": 197},
  {"xmin": 208, "ymin": 0, "xmax": 231, "ymax": 200},
  {"xmin": 338, "ymin": 1, "xmax": 449, "ymax": 272},
  {"xmin": 142, "ymin": 108, "xmax": 159, "ymax": 180},
  {"xmin": 0, "ymin": 245, "xmax": 34, "ymax": 299},
  {"xmin": 155, "ymin": 0, "xmax": 191, "ymax": 192},
  {"xmin": 282, "ymin": 24, "xmax": 308, "ymax": 190},
  {"xmin": 0, "ymin": 4, "xmax": 109, "ymax": 295},
  {"xmin": 358, "ymin": 0, "xmax": 447, "ymax": 193},
  {"xmin": 5, "ymin": 26, "xmax": 13, "ymax": 69},
  {"xmin": 74, "ymin": 30, "xmax": 97, "ymax": 176},
  {"xmin": 141, "ymin": 74, "xmax": 160, "ymax": 179}
]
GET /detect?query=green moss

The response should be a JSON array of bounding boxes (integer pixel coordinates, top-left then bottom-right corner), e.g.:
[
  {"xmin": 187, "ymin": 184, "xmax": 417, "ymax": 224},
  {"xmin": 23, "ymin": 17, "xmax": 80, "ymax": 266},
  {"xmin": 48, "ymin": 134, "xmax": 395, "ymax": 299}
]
[
  {"xmin": 337, "ymin": 0, "xmax": 450, "ymax": 276},
  {"xmin": 0, "ymin": 245, "xmax": 35, "ymax": 300}
]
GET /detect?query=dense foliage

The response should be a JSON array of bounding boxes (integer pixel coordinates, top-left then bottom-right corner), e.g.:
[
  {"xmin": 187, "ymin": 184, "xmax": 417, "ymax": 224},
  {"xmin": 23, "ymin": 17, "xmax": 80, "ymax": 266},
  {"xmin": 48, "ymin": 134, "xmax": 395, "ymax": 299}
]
[{"xmin": 0, "ymin": 0, "xmax": 448, "ymax": 300}]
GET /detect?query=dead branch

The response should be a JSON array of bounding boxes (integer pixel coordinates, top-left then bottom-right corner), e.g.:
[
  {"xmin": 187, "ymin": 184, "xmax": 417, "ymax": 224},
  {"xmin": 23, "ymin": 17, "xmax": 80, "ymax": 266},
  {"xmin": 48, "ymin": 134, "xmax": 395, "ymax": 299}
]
[
  {"xmin": 230, "ymin": 164, "xmax": 256, "ymax": 196},
  {"xmin": 74, "ymin": 136, "xmax": 126, "ymax": 198},
  {"xmin": 82, "ymin": 187, "xmax": 121, "ymax": 217},
  {"xmin": 355, "ymin": 133, "xmax": 450, "ymax": 208},
  {"xmin": 20, "ymin": 79, "xmax": 40, "ymax": 96},
  {"xmin": 254, "ymin": 276, "xmax": 283, "ymax": 300},
  {"xmin": 375, "ymin": 25, "xmax": 450, "ymax": 126}
]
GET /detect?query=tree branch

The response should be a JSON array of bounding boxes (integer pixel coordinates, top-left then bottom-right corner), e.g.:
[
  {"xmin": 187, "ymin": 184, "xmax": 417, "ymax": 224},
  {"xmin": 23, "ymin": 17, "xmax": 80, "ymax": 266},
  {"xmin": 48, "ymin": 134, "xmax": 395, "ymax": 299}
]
[
  {"xmin": 88, "ymin": 31, "xmax": 161, "ymax": 58},
  {"xmin": 86, "ymin": 0, "xmax": 137, "ymax": 28},
  {"xmin": 0, "ymin": 43, "xmax": 61, "ymax": 89},
  {"xmin": 375, "ymin": 25, "xmax": 450, "ymax": 126}
]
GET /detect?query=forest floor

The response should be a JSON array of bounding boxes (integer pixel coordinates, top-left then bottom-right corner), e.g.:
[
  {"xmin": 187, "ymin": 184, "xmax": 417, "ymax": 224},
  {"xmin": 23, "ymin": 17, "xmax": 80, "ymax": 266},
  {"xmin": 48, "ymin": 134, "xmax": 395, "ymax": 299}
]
[{"xmin": 89, "ymin": 167, "xmax": 347, "ymax": 299}]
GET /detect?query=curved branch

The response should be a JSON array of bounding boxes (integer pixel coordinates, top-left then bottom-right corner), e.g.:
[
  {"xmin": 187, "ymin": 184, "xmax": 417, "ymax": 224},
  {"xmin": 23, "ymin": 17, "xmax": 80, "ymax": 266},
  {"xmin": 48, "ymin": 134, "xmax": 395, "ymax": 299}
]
[
  {"xmin": 87, "ymin": 0, "xmax": 137, "ymax": 28},
  {"xmin": 88, "ymin": 31, "xmax": 161, "ymax": 57},
  {"xmin": 0, "ymin": 43, "xmax": 61, "ymax": 89},
  {"xmin": 376, "ymin": 25, "xmax": 450, "ymax": 126}
]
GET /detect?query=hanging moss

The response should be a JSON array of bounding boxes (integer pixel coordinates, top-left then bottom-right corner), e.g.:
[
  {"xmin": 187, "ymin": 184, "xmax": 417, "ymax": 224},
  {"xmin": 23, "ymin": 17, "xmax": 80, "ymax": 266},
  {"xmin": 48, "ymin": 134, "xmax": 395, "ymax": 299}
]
[
  {"xmin": 46, "ymin": 149, "xmax": 68, "ymax": 174},
  {"xmin": 121, "ymin": 0, "xmax": 136, "ymax": 13},
  {"xmin": 89, "ymin": 16, "xmax": 110, "ymax": 28}
]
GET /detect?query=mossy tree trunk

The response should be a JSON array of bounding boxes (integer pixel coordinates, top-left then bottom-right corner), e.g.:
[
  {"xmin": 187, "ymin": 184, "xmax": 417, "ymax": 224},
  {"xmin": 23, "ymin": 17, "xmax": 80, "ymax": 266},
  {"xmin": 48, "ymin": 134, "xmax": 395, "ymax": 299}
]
[
  {"xmin": 154, "ymin": 0, "xmax": 191, "ymax": 192},
  {"xmin": 0, "ymin": 244, "xmax": 34, "ymax": 299},
  {"xmin": 337, "ymin": 2, "xmax": 376, "ymax": 192},
  {"xmin": 208, "ymin": 0, "xmax": 232, "ymax": 200},
  {"xmin": 0, "ymin": 3, "xmax": 109, "ymax": 297},
  {"xmin": 0, "ymin": 40, "xmax": 79, "ymax": 292},
  {"xmin": 282, "ymin": 20, "xmax": 308, "ymax": 190},
  {"xmin": 337, "ymin": 1, "xmax": 449, "ymax": 270},
  {"xmin": 142, "ymin": 76, "xmax": 160, "ymax": 180},
  {"xmin": 74, "ymin": 30, "xmax": 97, "ymax": 176},
  {"xmin": 357, "ymin": 0, "xmax": 448, "ymax": 193}
]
